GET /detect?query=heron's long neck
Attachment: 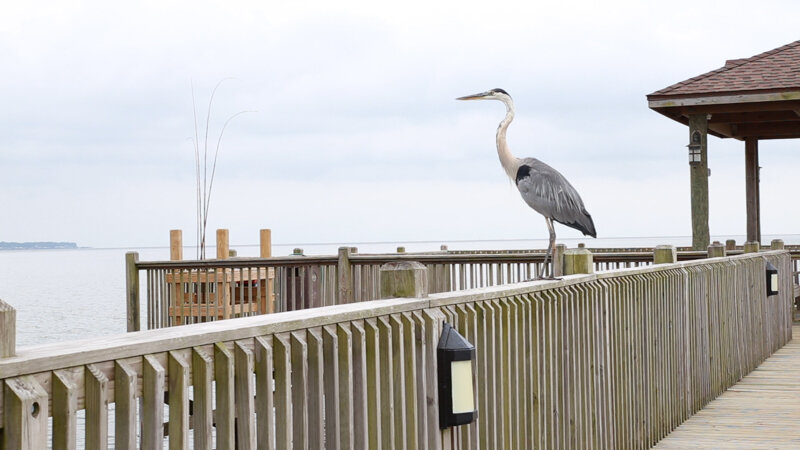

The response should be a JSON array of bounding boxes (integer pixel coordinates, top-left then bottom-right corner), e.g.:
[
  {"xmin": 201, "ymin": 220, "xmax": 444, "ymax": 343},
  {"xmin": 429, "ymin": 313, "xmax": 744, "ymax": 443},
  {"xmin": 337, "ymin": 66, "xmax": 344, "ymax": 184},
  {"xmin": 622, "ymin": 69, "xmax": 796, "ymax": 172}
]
[{"xmin": 496, "ymin": 99, "xmax": 519, "ymax": 180}]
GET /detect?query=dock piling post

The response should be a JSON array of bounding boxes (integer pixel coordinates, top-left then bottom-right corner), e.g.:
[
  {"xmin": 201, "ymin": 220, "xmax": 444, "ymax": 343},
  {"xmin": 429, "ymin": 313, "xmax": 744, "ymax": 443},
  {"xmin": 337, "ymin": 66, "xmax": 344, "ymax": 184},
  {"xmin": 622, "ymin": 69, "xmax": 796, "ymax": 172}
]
[
  {"xmin": 771, "ymin": 239, "xmax": 785, "ymax": 250},
  {"xmin": 725, "ymin": 239, "xmax": 737, "ymax": 251},
  {"xmin": 380, "ymin": 261, "xmax": 429, "ymax": 298},
  {"xmin": 216, "ymin": 229, "xmax": 229, "ymax": 259},
  {"xmin": 0, "ymin": 298, "xmax": 16, "ymax": 358},
  {"xmin": 170, "ymin": 230, "xmax": 182, "ymax": 261},
  {"xmin": 260, "ymin": 229, "xmax": 272, "ymax": 258}
]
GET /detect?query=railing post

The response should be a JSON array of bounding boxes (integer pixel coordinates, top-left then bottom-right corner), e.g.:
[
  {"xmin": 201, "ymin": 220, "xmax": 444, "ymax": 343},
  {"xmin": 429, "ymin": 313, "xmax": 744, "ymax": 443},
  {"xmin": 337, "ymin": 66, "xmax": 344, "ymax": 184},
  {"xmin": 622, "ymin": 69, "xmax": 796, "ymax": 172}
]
[
  {"xmin": 564, "ymin": 245, "xmax": 593, "ymax": 275},
  {"xmin": 0, "ymin": 298, "xmax": 16, "ymax": 358},
  {"xmin": 744, "ymin": 241, "xmax": 760, "ymax": 253},
  {"xmin": 654, "ymin": 245, "xmax": 677, "ymax": 264},
  {"xmin": 260, "ymin": 229, "xmax": 274, "ymax": 313},
  {"xmin": 725, "ymin": 239, "xmax": 737, "ymax": 251},
  {"xmin": 707, "ymin": 241, "xmax": 726, "ymax": 258},
  {"xmin": 3, "ymin": 376, "xmax": 49, "ymax": 448},
  {"xmin": 379, "ymin": 261, "xmax": 429, "ymax": 298},
  {"xmin": 338, "ymin": 247, "xmax": 354, "ymax": 304},
  {"xmin": 554, "ymin": 243, "xmax": 566, "ymax": 277},
  {"xmin": 125, "ymin": 252, "xmax": 140, "ymax": 332},
  {"xmin": 771, "ymin": 239, "xmax": 785, "ymax": 250}
]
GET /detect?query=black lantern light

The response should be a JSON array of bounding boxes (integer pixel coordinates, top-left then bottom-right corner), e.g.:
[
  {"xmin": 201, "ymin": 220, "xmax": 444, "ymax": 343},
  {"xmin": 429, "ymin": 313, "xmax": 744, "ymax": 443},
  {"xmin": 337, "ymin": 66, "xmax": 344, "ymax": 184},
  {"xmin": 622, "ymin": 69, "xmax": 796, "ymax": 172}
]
[
  {"xmin": 766, "ymin": 260, "xmax": 778, "ymax": 296},
  {"xmin": 437, "ymin": 322, "xmax": 476, "ymax": 428},
  {"xmin": 688, "ymin": 130, "xmax": 702, "ymax": 164}
]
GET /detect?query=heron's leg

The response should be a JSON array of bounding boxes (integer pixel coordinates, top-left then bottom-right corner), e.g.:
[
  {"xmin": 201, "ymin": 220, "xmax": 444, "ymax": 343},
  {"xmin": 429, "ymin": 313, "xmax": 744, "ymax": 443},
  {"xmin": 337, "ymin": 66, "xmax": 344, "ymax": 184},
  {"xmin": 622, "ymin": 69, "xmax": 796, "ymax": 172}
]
[
  {"xmin": 540, "ymin": 218, "xmax": 558, "ymax": 279},
  {"xmin": 535, "ymin": 218, "xmax": 556, "ymax": 279}
]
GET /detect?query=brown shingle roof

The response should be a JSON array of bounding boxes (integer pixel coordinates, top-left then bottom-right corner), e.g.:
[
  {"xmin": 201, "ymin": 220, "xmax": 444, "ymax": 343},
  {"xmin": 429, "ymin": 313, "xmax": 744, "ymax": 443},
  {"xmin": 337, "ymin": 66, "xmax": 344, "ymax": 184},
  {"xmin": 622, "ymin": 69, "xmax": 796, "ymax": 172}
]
[{"xmin": 648, "ymin": 40, "xmax": 800, "ymax": 99}]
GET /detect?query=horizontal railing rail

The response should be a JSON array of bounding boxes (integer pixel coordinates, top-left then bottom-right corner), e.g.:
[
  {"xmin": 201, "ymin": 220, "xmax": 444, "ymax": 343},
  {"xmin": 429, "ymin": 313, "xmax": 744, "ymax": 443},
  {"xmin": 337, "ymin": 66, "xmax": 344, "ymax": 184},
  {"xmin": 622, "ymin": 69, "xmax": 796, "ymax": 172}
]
[
  {"xmin": 127, "ymin": 243, "xmax": 798, "ymax": 330},
  {"xmin": 1, "ymin": 251, "xmax": 792, "ymax": 448}
]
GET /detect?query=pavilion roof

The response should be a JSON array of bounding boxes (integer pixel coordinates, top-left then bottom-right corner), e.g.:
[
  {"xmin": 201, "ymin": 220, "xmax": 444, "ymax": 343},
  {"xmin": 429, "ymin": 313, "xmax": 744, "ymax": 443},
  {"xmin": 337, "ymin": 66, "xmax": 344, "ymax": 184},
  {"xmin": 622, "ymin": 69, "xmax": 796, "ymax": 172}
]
[
  {"xmin": 649, "ymin": 40, "xmax": 800, "ymax": 99},
  {"xmin": 647, "ymin": 41, "xmax": 800, "ymax": 140}
]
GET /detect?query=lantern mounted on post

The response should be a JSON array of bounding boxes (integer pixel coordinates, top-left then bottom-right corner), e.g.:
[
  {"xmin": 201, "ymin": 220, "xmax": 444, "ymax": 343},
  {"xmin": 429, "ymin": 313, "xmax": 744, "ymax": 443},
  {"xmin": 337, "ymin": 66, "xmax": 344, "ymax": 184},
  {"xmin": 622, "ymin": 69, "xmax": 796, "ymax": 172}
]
[
  {"xmin": 765, "ymin": 260, "xmax": 778, "ymax": 296},
  {"xmin": 437, "ymin": 322, "xmax": 476, "ymax": 428},
  {"xmin": 688, "ymin": 130, "xmax": 702, "ymax": 164}
]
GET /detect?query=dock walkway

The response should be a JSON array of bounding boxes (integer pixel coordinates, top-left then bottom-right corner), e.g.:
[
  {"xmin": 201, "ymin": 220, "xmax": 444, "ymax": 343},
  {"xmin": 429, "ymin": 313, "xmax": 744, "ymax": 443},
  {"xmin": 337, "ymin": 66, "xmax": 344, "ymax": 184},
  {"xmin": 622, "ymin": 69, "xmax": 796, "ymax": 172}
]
[{"xmin": 655, "ymin": 325, "xmax": 800, "ymax": 448}]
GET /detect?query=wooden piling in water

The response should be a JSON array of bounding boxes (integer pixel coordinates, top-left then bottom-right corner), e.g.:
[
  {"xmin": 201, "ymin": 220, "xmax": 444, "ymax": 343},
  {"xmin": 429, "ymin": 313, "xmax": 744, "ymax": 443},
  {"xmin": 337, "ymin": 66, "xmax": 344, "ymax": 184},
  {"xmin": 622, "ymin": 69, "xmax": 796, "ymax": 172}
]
[
  {"xmin": 217, "ymin": 229, "xmax": 229, "ymax": 259},
  {"xmin": 170, "ymin": 229, "xmax": 182, "ymax": 261}
]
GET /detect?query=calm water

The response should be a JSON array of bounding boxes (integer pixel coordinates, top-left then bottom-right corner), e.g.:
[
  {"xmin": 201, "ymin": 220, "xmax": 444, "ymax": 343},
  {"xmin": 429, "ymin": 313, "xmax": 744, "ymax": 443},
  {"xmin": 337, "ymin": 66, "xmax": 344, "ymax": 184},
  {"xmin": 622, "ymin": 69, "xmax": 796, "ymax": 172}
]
[{"xmin": 0, "ymin": 235, "xmax": 793, "ymax": 347}]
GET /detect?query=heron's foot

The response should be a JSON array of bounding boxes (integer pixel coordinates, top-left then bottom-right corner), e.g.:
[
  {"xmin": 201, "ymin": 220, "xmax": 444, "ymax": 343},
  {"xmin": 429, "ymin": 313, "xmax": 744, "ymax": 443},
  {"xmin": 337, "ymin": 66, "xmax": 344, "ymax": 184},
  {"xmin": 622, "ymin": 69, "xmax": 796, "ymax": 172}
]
[{"xmin": 524, "ymin": 275, "xmax": 562, "ymax": 282}]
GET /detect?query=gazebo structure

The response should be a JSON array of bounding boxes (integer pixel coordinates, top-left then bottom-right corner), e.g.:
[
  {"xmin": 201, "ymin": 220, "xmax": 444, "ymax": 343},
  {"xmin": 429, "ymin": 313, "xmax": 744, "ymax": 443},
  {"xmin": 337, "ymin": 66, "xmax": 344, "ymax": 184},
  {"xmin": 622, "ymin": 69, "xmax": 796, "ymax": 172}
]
[{"xmin": 647, "ymin": 40, "xmax": 800, "ymax": 250}]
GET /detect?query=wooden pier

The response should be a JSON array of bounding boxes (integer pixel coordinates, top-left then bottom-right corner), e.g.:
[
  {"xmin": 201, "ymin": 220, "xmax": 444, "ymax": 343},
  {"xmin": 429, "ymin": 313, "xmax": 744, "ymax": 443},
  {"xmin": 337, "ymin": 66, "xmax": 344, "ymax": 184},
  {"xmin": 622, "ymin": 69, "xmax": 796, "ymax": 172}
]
[
  {"xmin": 0, "ymin": 248, "xmax": 793, "ymax": 448},
  {"xmin": 655, "ymin": 324, "xmax": 800, "ymax": 448}
]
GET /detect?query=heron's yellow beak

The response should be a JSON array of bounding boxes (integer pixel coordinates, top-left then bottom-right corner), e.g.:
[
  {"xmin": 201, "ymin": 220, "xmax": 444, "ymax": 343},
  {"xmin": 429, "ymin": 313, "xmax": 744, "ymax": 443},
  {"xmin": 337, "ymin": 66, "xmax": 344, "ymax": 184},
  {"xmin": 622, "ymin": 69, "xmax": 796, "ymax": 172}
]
[{"xmin": 456, "ymin": 91, "xmax": 492, "ymax": 101}]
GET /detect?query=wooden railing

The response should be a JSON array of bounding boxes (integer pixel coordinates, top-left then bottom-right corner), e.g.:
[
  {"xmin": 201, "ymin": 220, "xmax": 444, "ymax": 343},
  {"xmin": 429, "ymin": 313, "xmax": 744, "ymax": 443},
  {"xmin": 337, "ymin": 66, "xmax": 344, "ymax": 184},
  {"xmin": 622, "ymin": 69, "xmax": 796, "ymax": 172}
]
[
  {"xmin": 1, "ymin": 251, "xmax": 792, "ymax": 448},
  {"xmin": 128, "ymin": 241, "xmax": 797, "ymax": 331}
]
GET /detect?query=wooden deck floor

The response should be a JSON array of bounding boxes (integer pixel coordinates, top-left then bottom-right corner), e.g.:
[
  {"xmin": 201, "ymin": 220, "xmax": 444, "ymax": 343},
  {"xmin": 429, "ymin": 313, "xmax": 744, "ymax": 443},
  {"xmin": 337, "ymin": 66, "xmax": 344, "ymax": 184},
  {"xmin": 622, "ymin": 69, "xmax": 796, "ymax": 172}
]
[{"xmin": 654, "ymin": 325, "xmax": 800, "ymax": 449}]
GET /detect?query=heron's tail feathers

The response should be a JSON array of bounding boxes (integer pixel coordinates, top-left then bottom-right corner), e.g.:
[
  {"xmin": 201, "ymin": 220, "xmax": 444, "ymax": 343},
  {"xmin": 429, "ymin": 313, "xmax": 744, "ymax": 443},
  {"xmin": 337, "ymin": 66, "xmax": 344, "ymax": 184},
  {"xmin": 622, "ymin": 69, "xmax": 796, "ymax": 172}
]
[{"xmin": 558, "ymin": 212, "xmax": 596, "ymax": 238}]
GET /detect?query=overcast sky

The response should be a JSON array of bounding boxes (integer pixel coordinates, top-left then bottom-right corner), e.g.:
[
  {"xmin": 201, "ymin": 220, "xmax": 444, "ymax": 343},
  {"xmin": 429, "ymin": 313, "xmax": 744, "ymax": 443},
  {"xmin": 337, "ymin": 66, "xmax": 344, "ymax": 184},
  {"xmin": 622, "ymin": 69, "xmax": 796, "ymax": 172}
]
[{"xmin": 2, "ymin": 0, "xmax": 799, "ymax": 249}]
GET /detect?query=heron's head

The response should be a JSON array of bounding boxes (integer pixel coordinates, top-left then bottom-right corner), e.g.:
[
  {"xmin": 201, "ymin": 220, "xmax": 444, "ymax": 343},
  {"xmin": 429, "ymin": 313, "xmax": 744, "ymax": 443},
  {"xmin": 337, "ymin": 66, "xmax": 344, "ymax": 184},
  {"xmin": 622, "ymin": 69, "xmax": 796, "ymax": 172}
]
[{"xmin": 456, "ymin": 88, "xmax": 512, "ymax": 102}]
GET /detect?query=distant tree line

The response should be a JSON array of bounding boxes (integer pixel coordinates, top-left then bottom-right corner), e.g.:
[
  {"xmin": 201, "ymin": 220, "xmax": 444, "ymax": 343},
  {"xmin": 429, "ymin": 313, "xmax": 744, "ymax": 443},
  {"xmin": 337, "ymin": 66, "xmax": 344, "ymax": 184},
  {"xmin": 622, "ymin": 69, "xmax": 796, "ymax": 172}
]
[{"xmin": 0, "ymin": 241, "xmax": 77, "ymax": 250}]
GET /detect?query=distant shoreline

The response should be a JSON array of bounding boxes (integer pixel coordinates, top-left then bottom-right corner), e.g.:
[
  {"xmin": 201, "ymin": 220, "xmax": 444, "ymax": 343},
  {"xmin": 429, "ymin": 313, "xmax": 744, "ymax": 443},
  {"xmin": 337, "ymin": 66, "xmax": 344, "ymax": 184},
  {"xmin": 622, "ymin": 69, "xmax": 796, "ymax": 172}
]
[{"xmin": 0, "ymin": 241, "xmax": 78, "ymax": 250}]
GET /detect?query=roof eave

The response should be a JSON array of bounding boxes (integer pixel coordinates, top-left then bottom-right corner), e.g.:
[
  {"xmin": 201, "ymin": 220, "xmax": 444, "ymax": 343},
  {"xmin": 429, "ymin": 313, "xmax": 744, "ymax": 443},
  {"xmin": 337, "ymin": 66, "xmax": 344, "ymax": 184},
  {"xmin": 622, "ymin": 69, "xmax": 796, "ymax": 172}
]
[{"xmin": 648, "ymin": 90, "xmax": 800, "ymax": 109}]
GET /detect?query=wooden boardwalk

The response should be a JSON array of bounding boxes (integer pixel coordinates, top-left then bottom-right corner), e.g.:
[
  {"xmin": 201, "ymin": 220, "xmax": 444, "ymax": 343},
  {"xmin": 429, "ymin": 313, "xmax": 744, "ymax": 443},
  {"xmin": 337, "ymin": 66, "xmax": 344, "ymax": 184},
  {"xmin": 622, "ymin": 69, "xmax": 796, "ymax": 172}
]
[{"xmin": 655, "ymin": 325, "xmax": 800, "ymax": 449}]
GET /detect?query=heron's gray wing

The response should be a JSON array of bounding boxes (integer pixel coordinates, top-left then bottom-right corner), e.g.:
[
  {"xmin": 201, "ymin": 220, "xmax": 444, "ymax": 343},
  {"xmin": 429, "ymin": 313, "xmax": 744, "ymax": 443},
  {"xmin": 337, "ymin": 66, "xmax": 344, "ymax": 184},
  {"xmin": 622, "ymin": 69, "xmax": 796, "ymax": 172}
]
[{"xmin": 515, "ymin": 158, "xmax": 596, "ymax": 237}]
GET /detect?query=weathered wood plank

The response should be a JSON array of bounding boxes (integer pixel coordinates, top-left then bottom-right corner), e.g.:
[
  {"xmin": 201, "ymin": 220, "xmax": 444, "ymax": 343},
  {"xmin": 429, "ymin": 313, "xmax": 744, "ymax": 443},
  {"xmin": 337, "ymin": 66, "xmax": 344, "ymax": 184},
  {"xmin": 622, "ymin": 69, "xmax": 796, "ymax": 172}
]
[
  {"xmin": 337, "ymin": 323, "xmax": 355, "ymax": 449},
  {"xmin": 85, "ymin": 364, "xmax": 109, "ymax": 450},
  {"xmin": 322, "ymin": 325, "xmax": 341, "ymax": 448},
  {"xmin": 364, "ymin": 318, "xmax": 382, "ymax": 449},
  {"xmin": 351, "ymin": 320, "xmax": 370, "ymax": 449},
  {"xmin": 290, "ymin": 331, "xmax": 309, "ymax": 449},
  {"xmin": 192, "ymin": 347, "xmax": 214, "ymax": 449},
  {"xmin": 254, "ymin": 336, "xmax": 276, "ymax": 450},
  {"xmin": 273, "ymin": 333, "xmax": 294, "ymax": 448},
  {"xmin": 168, "ymin": 351, "xmax": 190, "ymax": 450},
  {"xmin": 234, "ymin": 341, "xmax": 256, "ymax": 449},
  {"xmin": 305, "ymin": 328, "xmax": 325, "ymax": 450},
  {"xmin": 141, "ymin": 354, "xmax": 165, "ymax": 449},
  {"xmin": 53, "ymin": 368, "xmax": 79, "ymax": 450},
  {"xmin": 114, "ymin": 361, "xmax": 137, "ymax": 450},
  {"xmin": 3, "ymin": 376, "xmax": 48, "ymax": 449},
  {"xmin": 214, "ymin": 342, "xmax": 235, "ymax": 450}
]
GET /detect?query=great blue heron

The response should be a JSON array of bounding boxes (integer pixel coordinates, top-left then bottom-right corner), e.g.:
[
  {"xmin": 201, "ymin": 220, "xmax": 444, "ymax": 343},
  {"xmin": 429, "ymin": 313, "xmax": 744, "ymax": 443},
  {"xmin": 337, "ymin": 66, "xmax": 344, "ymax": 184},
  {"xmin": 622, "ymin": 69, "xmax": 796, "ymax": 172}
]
[{"xmin": 457, "ymin": 88, "xmax": 596, "ymax": 279}]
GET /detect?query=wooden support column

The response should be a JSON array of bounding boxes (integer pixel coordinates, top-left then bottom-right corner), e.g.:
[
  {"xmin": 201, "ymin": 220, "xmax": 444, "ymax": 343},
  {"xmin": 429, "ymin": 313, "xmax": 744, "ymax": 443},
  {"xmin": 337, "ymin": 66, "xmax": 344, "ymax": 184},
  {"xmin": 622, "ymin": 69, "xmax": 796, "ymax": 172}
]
[
  {"xmin": 745, "ymin": 137, "xmax": 761, "ymax": 243},
  {"xmin": 689, "ymin": 114, "xmax": 710, "ymax": 250}
]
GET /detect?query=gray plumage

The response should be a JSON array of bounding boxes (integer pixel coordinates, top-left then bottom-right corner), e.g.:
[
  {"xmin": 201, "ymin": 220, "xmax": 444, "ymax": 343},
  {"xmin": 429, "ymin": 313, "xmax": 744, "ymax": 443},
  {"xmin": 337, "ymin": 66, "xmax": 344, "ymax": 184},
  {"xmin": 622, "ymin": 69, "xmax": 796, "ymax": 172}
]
[
  {"xmin": 515, "ymin": 157, "xmax": 596, "ymax": 238},
  {"xmin": 457, "ymin": 88, "xmax": 596, "ymax": 278}
]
